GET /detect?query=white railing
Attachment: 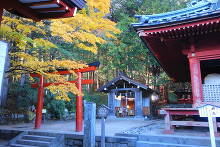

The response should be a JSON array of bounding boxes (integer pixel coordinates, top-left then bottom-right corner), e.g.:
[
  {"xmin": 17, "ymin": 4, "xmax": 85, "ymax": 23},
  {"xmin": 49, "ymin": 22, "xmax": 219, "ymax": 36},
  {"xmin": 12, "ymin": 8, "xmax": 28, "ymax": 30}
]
[{"xmin": 203, "ymin": 84, "xmax": 220, "ymax": 102}]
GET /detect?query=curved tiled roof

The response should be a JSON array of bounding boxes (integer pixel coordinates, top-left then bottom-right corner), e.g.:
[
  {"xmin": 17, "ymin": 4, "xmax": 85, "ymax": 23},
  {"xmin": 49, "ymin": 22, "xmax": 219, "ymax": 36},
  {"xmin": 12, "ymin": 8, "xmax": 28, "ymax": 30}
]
[{"xmin": 133, "ymin": 0, "xmax": 220, "ymax": 27}]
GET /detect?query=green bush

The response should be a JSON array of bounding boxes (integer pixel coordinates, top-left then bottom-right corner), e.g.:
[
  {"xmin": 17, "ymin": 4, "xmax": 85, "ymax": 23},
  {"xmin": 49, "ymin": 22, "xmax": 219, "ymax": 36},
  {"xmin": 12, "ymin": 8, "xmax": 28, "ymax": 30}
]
[
  {"xmin": 83, "ymin": 91, "xmax": 108, "ymax": 105},
  {"xmin": 7, "ymin": 82, "xmax": 37, "ymax": 112}
]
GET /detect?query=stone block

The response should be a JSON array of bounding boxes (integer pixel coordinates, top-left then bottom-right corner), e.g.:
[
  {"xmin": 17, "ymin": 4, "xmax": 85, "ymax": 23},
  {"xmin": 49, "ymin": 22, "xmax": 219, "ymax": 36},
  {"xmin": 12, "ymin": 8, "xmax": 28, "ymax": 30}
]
[
  {"xmin": 106, "ymin": 143, "xmax": 113, "ymax": 147},
  {"xmin": 74, "ymin": 140, "xmax": 83, "ymax": 145}
]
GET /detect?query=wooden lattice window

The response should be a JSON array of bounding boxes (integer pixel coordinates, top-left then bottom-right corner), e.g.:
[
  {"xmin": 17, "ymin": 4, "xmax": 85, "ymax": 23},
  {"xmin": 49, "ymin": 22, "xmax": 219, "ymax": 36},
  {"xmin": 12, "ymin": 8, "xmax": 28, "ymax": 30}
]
[{"xmin": 203, "ymin": 84, "xmax": 220, "ymax": 102}]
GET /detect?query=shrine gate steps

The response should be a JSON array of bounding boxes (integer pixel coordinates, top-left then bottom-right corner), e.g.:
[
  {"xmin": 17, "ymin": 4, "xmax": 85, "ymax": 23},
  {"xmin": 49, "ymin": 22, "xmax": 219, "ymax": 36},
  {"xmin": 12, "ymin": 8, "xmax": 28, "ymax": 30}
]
[
  {"xmin": 9, "ymin": 131, "xmax": 64, "ymax": 147},
  {"xmin": 136, "ymin": 134, "xmax": 220, "ymax": 147}
]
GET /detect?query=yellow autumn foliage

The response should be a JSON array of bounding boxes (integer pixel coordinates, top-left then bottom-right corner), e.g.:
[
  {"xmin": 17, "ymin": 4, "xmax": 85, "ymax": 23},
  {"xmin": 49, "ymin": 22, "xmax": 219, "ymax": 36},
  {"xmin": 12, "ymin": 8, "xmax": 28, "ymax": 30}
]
[
  {"xmin": 9, "ymin": 51, "xmax": 88, "ymax": 101},
  {"xmin": 1, "ymin": 14, "xmax": 87, "ymax": 101},
  {"xmin": 51, "ymin": 0, "xmax": 120, "ymax": 54}
]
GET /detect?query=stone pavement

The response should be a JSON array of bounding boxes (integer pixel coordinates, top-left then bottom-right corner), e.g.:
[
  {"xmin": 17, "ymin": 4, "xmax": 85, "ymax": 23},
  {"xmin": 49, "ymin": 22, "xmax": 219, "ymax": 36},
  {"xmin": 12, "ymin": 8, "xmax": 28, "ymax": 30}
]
[
  {"xmin": 0, "ymin": 118, "xmax": 153, "ymax": 136},
  {"xmin": 121, "ymin": 119, "xmax": 213, "ymax": 137},
  {"xmin": 0, "ymin": 139, "xmax": 8, "ymax": 146}
]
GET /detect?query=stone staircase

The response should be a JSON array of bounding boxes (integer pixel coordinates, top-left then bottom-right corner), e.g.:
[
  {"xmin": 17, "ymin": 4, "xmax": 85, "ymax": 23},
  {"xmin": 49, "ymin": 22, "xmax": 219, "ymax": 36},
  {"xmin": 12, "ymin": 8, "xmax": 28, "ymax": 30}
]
[
  {"xmin": 136, "ymin": 134, "xmax": 220, "ymax": 147},
  {"xmin": 9, "ymin": 131, "xmax": 64, "ymax": 147}
]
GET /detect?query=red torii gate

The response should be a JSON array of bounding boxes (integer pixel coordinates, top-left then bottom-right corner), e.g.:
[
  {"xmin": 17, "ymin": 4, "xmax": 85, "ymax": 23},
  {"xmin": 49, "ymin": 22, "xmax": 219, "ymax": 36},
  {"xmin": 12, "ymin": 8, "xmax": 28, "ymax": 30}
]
[{"xmin": 30, "ymin": 63, "xmax": 98, "ymax": 132}]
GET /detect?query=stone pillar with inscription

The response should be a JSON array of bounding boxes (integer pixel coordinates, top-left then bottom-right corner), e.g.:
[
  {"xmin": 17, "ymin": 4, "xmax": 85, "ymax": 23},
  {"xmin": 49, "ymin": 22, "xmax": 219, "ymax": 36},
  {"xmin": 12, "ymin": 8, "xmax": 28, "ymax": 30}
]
[
  {"xmin": 108, "ymin": 91, "xmax": 116, "ymax": 117},
  {"xmin": 0, "ymin": 41, "xmax": 9, "ymax": 106},
  {"xmin": 135, "ymin": 90, "xmax": 143, "ymax": 117}
]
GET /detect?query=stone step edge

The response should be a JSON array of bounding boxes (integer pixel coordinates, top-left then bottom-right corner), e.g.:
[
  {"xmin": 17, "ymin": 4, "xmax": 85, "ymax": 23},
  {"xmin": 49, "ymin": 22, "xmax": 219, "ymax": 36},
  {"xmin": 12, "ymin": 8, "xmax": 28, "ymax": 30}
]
[
  {"xmin": 28, "ymin": 131, "xmax": 58, "ymax": 137},
  {"xmin": 17, "ymin": 139, "xmax": 51, "ymax": 144},
  {"xmin": 10, "ymin": 143, "xmax": 38, "ymax": 147},
  {"xmin": 136, "ymin": 141, "xmax": 209, "ymax": 147},
  {"xmin": 137, "ymin": 134, "xmax": 220, "ymax": 140},
  {"xmin": 23, "ymin": 134, "xmax": 56, "ymax": 139}
]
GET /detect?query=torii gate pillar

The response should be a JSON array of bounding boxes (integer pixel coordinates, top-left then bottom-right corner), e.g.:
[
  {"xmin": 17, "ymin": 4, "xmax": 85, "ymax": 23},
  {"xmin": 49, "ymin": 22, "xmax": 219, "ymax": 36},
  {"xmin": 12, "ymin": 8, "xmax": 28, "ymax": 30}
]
[
  {"xmin": 76, "ymin": 72, "xmax": 83, "ymax": 132},
  {"xmin": 35, "ymin": 75, "xmax": 44, "ymax": 129}
]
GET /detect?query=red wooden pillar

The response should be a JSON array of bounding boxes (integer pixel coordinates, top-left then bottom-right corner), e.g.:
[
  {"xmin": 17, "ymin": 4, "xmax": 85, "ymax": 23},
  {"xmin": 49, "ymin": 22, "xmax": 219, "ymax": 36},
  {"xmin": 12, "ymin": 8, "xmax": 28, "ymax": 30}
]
[
  {"xmin": 35, "ymin": 75, "xmax": 44, "ymax": 129},
  {"xmin": 188, "ymin": 53, "xmax": 203, "ymax": 107},
  {"xmin": 76, "ymin": 72, "xmax": 83, "ymax": 132}
]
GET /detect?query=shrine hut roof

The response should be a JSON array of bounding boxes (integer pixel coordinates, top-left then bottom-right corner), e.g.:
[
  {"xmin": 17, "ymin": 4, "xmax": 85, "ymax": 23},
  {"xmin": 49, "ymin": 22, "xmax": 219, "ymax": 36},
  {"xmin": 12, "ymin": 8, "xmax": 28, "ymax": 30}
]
[
  {"xmin": 132, "ymin": 0, "xmax": 220, "ymax": 82},
  {"xmin": 2, "ymin": 0, "xmax": 86, "ymax": 21},
  {"xmin": 97, "ymin": 74, "xmax": 153, "ymax": 95}
]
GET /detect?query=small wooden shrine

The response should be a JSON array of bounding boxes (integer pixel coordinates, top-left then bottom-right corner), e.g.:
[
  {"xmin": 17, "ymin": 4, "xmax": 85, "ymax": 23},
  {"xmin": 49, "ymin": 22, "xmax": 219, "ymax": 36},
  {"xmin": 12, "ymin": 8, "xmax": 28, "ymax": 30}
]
[
  {"xmin": 133, "ymin": 0, "xmax": 220, "ymax": 133},
  {"xmin": 98, "ymin": 72, "xmax": 153, "ymax": 118}
]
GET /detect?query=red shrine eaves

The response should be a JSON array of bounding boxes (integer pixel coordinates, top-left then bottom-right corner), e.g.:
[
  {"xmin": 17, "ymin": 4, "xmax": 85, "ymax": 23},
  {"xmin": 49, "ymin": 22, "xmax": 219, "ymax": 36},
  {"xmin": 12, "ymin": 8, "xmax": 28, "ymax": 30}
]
[
  {"xmin": 133, "ymin": 0, "xmax": 220, "ymax": 133},
  {"xmin": 0, "ymin": 0, "xmax": 86, "ymax": 21}
]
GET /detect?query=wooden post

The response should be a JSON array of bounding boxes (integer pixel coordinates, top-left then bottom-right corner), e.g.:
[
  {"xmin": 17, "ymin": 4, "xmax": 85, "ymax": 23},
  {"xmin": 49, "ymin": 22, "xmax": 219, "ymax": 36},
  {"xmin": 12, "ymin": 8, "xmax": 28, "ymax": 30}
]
[
  {"xmin": 208, "ymin": 116, "xmax": 216, "ymax": 147},
  {"xmin": 83, "ymin": 101, "xmax": 96, "ymax": 147},
  {"xmin": 188, "ymin": 54, "xmax": 203, "ymax": 107},
  {"xmin": 35, "ymin": 75, "xmax": 44, "ymax": 129},
  {"xmin": 164, "ymin": 111, "xmax": 173, "ymax": 134},
  {"xmin": 213, "ymin": 117, "xmax": 218, "ymax": 134},
  {"xmin": 76, "ymin": 72, "xmax": 83, "ymax": 132}
]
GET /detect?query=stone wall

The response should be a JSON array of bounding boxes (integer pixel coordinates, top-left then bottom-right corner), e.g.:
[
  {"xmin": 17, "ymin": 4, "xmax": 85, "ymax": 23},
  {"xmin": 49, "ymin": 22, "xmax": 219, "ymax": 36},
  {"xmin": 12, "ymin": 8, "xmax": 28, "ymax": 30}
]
[
  {"xmin": 0, "ymin": 129, "xmax": 137, "ymax": 147},
  {"xmin": 65, "ymin": 134, "xmax": 136, "ymax": 147},
  {"xmin": 0, "ymin": 130, "xmax": 21, "ymax": 140}
]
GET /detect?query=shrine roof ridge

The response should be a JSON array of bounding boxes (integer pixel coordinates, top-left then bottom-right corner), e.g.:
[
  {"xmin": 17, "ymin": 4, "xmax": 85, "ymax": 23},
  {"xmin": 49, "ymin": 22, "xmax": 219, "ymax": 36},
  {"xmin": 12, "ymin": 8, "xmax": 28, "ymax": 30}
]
[
  {"xmin": 97, "ymin": 75, "xmax": 150, "ymax": 92},
  {"xmin": 132, "ymin": 0, "xmax": 220, "ymax": 28}
]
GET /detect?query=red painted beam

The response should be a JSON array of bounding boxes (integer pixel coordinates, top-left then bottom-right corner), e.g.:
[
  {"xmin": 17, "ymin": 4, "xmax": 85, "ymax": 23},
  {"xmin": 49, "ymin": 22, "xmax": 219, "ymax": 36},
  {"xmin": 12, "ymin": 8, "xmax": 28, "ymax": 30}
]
[
  {"xmin": 25, "ymin": 0, "xmax": 75, "ymax": 19},
  {"xmin": 30, "ymin": 66, "xmax": 97, "ymax": 77},
  {"xmin": 34, "ymin": 7, "xmax": 68, "ymax": 13},
  {"xmin": 76, "ymin": 72, "xmax": 83, "ymax": 132},
  {"xmin": 35, "ymin": 76, "xmax": 44, "ymax": 129},
  {"xmin": 7, "ymin": 0, "xmax": 40, "ymax": 21},
  {"xmin": 40, "ymin": 7, "xmax": 77, "ymax": 19},
  {"xmin": 167, "ymin": 110, "xmax": 199, "ymax": 115},
  {"xmin": 25, "ymin": 0, "xmax": 58, "ymax": 7},
  {"xmin": 74, "ymin": 66, "xmax": 97, "ymax": 73},
  {"xmin": 31, "ymin": 79, "xmax": 94, "ymax": 88}
]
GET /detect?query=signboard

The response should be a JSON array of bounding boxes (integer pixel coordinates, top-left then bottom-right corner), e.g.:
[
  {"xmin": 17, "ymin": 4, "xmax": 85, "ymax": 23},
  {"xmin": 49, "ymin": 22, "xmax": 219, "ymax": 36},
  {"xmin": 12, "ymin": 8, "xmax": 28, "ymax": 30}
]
[
  {"xmin": 198, "ymin": 104, "xmax": 220, "ymax": 117},
  {"xmin": 0, "ymin": 41, "xmax": 9, "ymax": 106},
  {"xmin": 198, "ymin": 104, "xmax": 220, "ymax": 147}
]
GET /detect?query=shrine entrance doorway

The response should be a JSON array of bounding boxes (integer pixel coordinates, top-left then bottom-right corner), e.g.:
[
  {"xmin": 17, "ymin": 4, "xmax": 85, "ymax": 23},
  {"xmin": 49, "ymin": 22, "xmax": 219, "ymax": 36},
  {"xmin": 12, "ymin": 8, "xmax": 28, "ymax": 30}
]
[{"xmin": 115, "ymin": 91, "xmax": 135, "ymax": 117}]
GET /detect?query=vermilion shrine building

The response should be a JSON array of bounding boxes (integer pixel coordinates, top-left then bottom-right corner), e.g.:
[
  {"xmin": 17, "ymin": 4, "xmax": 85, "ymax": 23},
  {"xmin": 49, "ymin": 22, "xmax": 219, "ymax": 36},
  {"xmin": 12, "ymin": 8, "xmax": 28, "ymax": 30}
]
[{"xmin": 133, "ymin": 0, "xmax": 220, "ymax": 133}]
